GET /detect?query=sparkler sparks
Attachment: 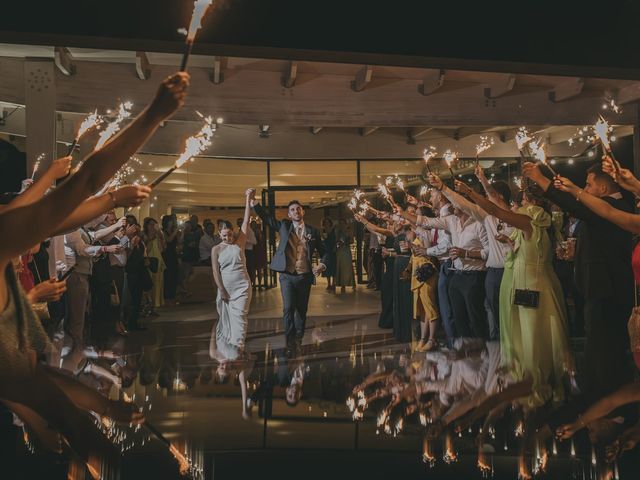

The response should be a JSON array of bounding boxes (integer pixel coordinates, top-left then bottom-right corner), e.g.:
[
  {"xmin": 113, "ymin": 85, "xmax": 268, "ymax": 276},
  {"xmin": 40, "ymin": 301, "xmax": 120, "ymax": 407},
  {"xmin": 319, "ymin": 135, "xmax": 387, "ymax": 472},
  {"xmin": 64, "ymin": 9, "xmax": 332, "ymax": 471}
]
[
  {"xmin": 95, "ymin": 102, "xmax": 133, "ymax": 150},
  {"xmin": 593, "ymin": 115, "xmax": 613, "ymax": 152},
  {"xmin": 31, "ymin": 153, "xmax": 45, "ymax": 180},
  {"xmin": 68, "ymin": 110, "xmax": 102, "ymax": 155},
  {"xmin": 515, "ymin": 127, "xmax": 533, "ymax": 151},
  {"xmin": 419, "ymin": 185, "xmax": 430, "ymax": 197},
  {"xmin": 475, "ymin": 135, "xmax": 495, "ymax": 157},
  {"xmin": 423, "ymin": 146, "xmax": 437, "ymax": 173},
  {"xmin": 529, "ymin": 139, "xmax": 558, "ymax": 176},
  {"xmin": 150, "ymin": 113, "xmax": 215, "ymax": 188},
  {"xmin": 179, "ymin": 0, "xmax": 215, "ymax": 71},
  {"xmin": 442, "ymin": 149, "xmax": 458, "ymax": 178}
]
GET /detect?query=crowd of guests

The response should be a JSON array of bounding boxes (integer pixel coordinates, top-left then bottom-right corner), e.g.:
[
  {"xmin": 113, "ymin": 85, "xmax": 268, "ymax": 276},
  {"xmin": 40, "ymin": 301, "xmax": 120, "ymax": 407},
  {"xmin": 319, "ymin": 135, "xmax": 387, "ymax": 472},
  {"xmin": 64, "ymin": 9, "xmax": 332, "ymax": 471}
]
[{"xmin": 350, "ymin": 159, "xmax": 640, "ymax": 476}]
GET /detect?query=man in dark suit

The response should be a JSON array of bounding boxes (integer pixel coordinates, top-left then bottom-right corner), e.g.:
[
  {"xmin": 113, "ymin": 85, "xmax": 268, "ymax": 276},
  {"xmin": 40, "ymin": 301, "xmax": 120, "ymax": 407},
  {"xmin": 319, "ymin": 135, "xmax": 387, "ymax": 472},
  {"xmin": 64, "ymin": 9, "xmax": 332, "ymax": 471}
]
[
  {"xmin": 249, "ymin": 190, "xmax": 327, "ymax": 355},
  {"xmin": 523, "ymin": 162, "xmax": 634, "ymax": 401}
]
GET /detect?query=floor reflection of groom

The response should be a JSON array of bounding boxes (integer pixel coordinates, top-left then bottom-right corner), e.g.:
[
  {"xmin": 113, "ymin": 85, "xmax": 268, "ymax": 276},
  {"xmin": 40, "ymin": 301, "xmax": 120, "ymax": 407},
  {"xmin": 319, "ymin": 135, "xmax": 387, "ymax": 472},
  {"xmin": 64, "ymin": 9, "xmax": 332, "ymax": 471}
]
[{"xmin": 249, "ymin": 191, "xmax": 327, "ymax": 355}]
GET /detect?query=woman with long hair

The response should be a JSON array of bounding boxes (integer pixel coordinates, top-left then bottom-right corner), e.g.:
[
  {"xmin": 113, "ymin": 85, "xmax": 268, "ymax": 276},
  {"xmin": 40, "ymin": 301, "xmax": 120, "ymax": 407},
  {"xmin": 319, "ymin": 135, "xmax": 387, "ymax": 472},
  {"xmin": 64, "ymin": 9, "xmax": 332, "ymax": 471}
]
[
  {"xmin": 142, "ymin": 217, "xmax": 166, "ymax": 312},
  {"xmin": 161, "ymin": 214, "xmax": 180, "ymax": 304},
  {"xmin": 210, "ymin": 189, "xmax": 253, "ymax": 362}
]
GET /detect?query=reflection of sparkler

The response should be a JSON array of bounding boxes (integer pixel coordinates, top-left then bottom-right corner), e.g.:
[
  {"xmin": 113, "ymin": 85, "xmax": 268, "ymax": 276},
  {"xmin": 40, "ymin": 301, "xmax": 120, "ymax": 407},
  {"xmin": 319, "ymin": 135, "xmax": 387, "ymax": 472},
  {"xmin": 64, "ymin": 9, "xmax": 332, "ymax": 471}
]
[
  {"xmin": 514, "ymin": 420, "xmax": 524, "ymax": 437},
  {"xmin": 376, "ymin": 410, "xmax": 389, "ymax": 427},
  {"xmin": 150, "ymin": 113, "xmax": 214, "ymax": 188},
  {"xmin": 30, "ymin": 153, "xmax": 45, "ymax": 180},
  {"xmin": 423, "ymin": 146, "xmax": 437, "ymax": 174},
  {"xmin": 179, "ymin": 0, "xmax": 214, "ymax": 71},
  {"xmin": 442, "ymin": 150, "xmax": 458, "ymax": 179},
  {"xmin": 95, "ymin": 102, "xmax": 133, "ymax": 150},
  {"xmin": 169, "ymin": 443, "xmax": 191, "ymax": 476},
  {"xmin": 570, "ymin": 438, "xmax": 576, "ymax": 457},
  {"xmin": 68, "ymin": 110, "xmax": 102, "ymax": 155},
  {"xmin": 422, "ymin": 438, "xmax": 436, "ymax": 467},
  {"xmin": 529, "ymin": 139, "xmax": 558, "ymax": 176},
  {"xmin": 518, "ymin": 454, "xmax": 532, "ymax": 480},
  {"xmin": 477, "ymin": 451, "xmax": 492, "ymax": 478},
  {"xmin": 442, "ymin": 432, "xmax": 457, "ymax": 464},
  {"xmin": 475, "ymin": 135, "xmax": 495, "ymax": 165},
  {"xmin": 419, "ymin": 411, "xmax": 428, "ymax": 426}
]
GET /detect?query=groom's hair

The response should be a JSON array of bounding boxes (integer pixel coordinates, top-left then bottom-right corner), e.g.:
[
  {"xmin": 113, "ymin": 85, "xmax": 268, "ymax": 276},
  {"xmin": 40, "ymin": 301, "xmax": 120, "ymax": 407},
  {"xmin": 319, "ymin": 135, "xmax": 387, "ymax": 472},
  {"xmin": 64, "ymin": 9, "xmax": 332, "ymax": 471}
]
[{"xmin": 287, "ymin": 200, "xmax": 304, "ymax": 209}]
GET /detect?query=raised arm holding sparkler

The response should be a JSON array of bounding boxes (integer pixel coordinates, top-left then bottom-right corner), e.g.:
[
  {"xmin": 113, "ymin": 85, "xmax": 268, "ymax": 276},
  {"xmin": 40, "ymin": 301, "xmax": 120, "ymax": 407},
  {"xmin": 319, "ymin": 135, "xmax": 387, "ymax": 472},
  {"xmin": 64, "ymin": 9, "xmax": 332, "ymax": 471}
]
[{"xmin": 0, "ymin": 72, "xmax": 189, "ymax": 261}]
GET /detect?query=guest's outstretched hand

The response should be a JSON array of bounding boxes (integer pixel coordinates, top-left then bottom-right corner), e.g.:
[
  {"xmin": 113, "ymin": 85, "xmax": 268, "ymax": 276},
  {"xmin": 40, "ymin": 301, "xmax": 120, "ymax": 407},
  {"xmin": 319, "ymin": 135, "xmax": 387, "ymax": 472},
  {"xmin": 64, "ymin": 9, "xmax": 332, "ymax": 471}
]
[
  {"xmin": 474, "ymin": 164, "xmax": 487, "ymax": 182},
  {"xmin": 555, "ymin": 422, "xmax": 580, "ymax": 441},
  {"xmin": 553, "ymin": 176, "xmax": 578, "ymax": 195},
  {"xmin": 522, "ymin": 162, "xmax": 545, "ymax": 184},
  {"xmin": 428, "ymin": 174, "xmax": 444, "ymax": 190},
  {"xmin": 147, "ymin": 72, "xmax": 190, "ymax": 121},
  {"xmin": 49, "ymin": 155, "xmax": 73, "ymax": 179},
  {"xmin": 113, "ymin": 185, "xmax": 151, "ymax": 207},
  {"xmin": 603, "ymin": 156, "xmax": 640, "ymax": 193},
  {"xmin": 454, "ymin": 179, "xmax": 472, "ymax": 195},
  {"xmin": 27, "ymin": 278, "xmax": 67, "ymax": 303}
]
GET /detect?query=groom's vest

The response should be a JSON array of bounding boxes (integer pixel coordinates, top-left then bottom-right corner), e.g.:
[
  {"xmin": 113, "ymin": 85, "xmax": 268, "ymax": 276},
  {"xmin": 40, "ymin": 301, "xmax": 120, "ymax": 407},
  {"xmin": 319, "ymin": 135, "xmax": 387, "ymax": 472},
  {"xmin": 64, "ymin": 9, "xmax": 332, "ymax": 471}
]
[{"xmin": 285, "ymin": 228, "xmax": 311, "ymax": 274}]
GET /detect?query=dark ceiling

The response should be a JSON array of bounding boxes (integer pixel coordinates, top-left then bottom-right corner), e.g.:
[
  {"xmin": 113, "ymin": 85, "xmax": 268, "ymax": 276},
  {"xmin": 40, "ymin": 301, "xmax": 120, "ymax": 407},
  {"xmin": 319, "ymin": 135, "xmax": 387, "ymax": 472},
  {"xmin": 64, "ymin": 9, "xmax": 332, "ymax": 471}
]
[{"xmin": 1, "ymin": 0, "xmax": 640, "ymax": 76}]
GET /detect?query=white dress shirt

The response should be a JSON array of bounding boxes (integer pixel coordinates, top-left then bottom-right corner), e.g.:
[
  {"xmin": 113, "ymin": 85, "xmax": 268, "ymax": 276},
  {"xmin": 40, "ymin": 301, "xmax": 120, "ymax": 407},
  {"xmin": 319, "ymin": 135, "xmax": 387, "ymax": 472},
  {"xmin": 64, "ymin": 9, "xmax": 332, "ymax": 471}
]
[
  {"xmin": 416, "ymin": 214, "xmax": 488, "ymax": 271},
  {"xmin": 64, "ymin": 228, "xmax": 102, "ymax": 275},
  {"xmin": 442, "ymin": 188, "xmax": 513, "ymax": 269},
  {"xmin": 199, "ymin": 233, "xmax": 218, "ymax": 261}
]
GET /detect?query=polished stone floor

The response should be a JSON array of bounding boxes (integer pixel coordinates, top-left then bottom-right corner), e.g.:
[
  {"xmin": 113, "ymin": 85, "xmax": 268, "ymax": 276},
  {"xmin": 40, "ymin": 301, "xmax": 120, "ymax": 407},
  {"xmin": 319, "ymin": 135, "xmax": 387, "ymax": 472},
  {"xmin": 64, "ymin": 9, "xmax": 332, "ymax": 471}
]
[{"xmin": 8, "ymin": 280, "xmax": 639, "ymax": 479}]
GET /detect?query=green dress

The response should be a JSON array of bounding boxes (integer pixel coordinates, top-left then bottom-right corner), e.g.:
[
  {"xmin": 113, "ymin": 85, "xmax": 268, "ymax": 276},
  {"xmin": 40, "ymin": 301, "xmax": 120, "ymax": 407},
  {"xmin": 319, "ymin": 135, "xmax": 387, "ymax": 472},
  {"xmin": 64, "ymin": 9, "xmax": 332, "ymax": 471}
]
[{"xmin": 499, "ymin": 205, "xmax": 573, "ymax": 409}]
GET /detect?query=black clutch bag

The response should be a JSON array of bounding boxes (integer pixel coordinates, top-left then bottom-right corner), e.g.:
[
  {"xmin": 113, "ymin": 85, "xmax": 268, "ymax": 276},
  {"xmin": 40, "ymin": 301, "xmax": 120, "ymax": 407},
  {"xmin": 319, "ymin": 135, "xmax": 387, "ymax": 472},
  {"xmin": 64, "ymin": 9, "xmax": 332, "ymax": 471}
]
[
  {"xmin": 415, "ymin": 263, "xmax": 436, "ymax": 282},
  {"xmin": 513, "ymin": 289, "xmax": 540, "ymax": 308},
  {"xmin": 147, "ymin": 257, "xmax": 159, "ymax": 274}
]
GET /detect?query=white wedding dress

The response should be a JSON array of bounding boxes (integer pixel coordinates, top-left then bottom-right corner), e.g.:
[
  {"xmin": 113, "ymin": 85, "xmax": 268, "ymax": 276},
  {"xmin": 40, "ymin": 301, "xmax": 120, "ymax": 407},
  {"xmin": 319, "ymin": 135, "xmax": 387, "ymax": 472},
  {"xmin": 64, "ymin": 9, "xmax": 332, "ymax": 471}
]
[{"xmin": 211, "ymin": 243, "xmax": 252, "ymax": 361}]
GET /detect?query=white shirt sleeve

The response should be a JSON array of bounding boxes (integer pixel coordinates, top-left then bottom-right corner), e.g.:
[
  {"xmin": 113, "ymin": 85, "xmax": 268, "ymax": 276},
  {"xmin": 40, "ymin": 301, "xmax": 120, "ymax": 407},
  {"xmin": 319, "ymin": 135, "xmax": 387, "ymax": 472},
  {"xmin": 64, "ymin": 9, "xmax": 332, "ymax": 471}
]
[
  {"xmin": 66, "ymin": 230, "xmax": 102, "ymax": 257},
  {"xmin": 442, "ymin": 188, "xmax": 488, "ymax": 223},
  {"xmin": 416, "ymin": 215, "xmax": 449, "ymax": 231},
  {"xmin": 426, "ymin": 229, "xmax": 452, "ymax": 257},
  {"xmin": 477, "ymin": 223, "xmax": 489, "ymax": 261}
]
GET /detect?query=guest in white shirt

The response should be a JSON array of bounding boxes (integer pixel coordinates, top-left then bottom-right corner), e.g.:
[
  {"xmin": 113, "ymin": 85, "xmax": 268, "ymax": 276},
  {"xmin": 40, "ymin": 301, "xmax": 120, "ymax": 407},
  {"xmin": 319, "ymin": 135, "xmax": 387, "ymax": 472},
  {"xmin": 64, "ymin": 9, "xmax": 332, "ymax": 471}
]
[
  {"xmin": 398, "ymin": 189, "xmax": 490, "ymax": 341},
  {"xmin": 63, "ymin": 217, "xmax": 121, "ymax": 367},
  {"xmin": 435, "ymin": 167, "xmax": 514, "ymax": 341},
  {"xmin": 199, "ymin": 220, "xmax": 219, "ymax": 264}
]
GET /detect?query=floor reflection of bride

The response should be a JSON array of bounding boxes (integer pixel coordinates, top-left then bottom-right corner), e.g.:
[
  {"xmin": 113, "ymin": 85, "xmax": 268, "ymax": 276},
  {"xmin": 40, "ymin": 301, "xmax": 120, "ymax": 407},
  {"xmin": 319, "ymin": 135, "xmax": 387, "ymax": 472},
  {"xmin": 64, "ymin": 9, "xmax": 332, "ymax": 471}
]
[{"xmin": 209, "ymin": 189, "xmax": 254, "ymax": 418}]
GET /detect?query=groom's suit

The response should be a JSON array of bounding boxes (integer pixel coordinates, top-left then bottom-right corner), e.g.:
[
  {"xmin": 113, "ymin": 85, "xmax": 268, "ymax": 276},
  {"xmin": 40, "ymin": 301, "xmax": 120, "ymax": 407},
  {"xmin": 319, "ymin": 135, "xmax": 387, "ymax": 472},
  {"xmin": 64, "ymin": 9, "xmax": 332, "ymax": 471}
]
[{"xmin": 253, "ymin": 203, "xmax": 327, "ymax": 345}]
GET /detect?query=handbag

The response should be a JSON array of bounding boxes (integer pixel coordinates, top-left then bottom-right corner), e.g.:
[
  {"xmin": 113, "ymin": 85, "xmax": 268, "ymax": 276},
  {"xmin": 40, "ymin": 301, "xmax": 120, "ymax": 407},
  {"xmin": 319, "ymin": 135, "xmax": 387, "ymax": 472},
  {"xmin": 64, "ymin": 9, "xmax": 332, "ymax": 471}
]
[
  {"xmin": 147, "ymin": 257, "xmax": 159, "ymax": 274},
  {"xmin": 513, "ymin": 240, "xmax": 540, "ymax": 309},
  {"xmin": 415, "ymin": 262, "xmax": 436, "ymax": 282}
]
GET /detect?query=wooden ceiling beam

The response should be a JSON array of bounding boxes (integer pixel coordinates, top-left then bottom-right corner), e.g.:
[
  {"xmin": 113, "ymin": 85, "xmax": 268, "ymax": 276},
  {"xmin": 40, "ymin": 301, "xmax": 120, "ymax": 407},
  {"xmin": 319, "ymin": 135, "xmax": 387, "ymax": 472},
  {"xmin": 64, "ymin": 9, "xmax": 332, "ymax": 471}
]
[
  {"xmin": 282, "ymin": 61, "xmax": 298, "ymax": 88},
  {"xmin": 359, "ymin": 126, "xmax": 379, "ymax": 137},
  {"xmin": 134, "ymin": 51, "xmax": 151, "ymax": 80},
  {"xmin": 351, "ymin": 65, "xmax": 373, "ymax": 92},
  {"xmin": 210, "ymin": 56, "xmax": 227, "ymax": 85},
  {"xmin": 484, "ymin": 74, "xmax": 516, "ymax": 99},
  {"xmin": 54, "ymin": 47, "xmax": 75, "ymax": 76},
  {"xmin": 418, "ymin": 69, "xmax": 445, "ymax": 95},
  {"xmin": 548, "ymin": 78, "xmax": 585, "ymax": 102}
]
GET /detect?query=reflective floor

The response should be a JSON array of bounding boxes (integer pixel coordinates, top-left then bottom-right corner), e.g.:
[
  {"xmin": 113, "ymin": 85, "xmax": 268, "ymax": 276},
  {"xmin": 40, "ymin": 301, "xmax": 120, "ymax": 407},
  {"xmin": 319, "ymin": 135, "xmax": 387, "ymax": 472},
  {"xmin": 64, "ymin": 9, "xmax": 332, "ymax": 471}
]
[{"xmin": 7, "ymin": 282, "xmax": 640, "ymax": 479}]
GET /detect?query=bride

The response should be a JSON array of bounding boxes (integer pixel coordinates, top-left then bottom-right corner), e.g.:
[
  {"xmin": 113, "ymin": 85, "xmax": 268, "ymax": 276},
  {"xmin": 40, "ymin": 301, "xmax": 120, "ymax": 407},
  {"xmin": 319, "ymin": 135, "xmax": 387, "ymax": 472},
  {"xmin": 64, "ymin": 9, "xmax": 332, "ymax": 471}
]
[{"xmin": 210, "ymin": 188, "xmax": 254, "ymax": 362}]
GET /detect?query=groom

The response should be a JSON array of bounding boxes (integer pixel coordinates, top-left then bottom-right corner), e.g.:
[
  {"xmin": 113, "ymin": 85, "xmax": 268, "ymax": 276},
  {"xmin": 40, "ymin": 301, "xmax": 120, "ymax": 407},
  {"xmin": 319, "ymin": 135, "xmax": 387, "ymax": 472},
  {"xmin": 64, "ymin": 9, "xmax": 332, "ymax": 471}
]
[{"xmin": 249, "ymin": 190, "xmax": 327, "ymax": 354}]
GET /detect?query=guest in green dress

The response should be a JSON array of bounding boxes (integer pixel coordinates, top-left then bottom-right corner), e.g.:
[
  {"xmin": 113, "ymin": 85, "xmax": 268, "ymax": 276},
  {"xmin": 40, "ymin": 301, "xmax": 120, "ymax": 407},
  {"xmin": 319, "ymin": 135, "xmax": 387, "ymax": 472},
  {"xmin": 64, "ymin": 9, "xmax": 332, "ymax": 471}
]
[
  {"xmin": 335, "ymin": 219, "xmax": 356, "ymax": 292},
  {"xmin": 450, "ymin": 179, "xmax": 573, "ymax": 409}
]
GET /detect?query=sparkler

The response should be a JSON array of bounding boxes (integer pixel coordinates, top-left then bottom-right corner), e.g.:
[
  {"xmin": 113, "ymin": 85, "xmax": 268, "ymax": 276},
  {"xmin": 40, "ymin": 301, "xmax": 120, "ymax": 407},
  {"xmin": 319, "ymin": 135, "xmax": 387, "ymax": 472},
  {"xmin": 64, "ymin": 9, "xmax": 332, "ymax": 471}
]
[
  {"xmin": 150, "ymin": 113, "xmax": 215, "ymax": 188},
  {"xmin": 95, "ymin": 102, "xmax": 133, "ymax": 150},
  {"xmin": 377, "ymin": 183, "xmax": 396, "ymax": 207},
  {"xmin": 529, "ymin": 139, "xmax": 558, "ymax": 176},
  {"xmin": 180, "ymin": 0, "xmax": 214, "ymax": 71},
  {"xmin": 442, "ymin": 149, "xmax": 458, "ymax": 179},
  {"xmin": 475, "ymin": 135, "xmax": 495, "ymax": 165},
  {"xmin": 30, "ymin": 153, "xmax": 45, "ymax": 180},
  {"xmin": 423, "ymin": 146, "xmax": 437, "ymax": 174},
  {"xmin": 419, "ymin": 185, "xmax": 430, "ymax": 198},
  {"xmin": 593, "ymin": 115, "xmax": 621, "ymax": 177},
  {"xmin": 67, "ymin": 110, "xmax": 102, "ymax": 155},
  {"xmin": 515, "ymin": 127, "xmax": 533, "ymax": 162}
]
